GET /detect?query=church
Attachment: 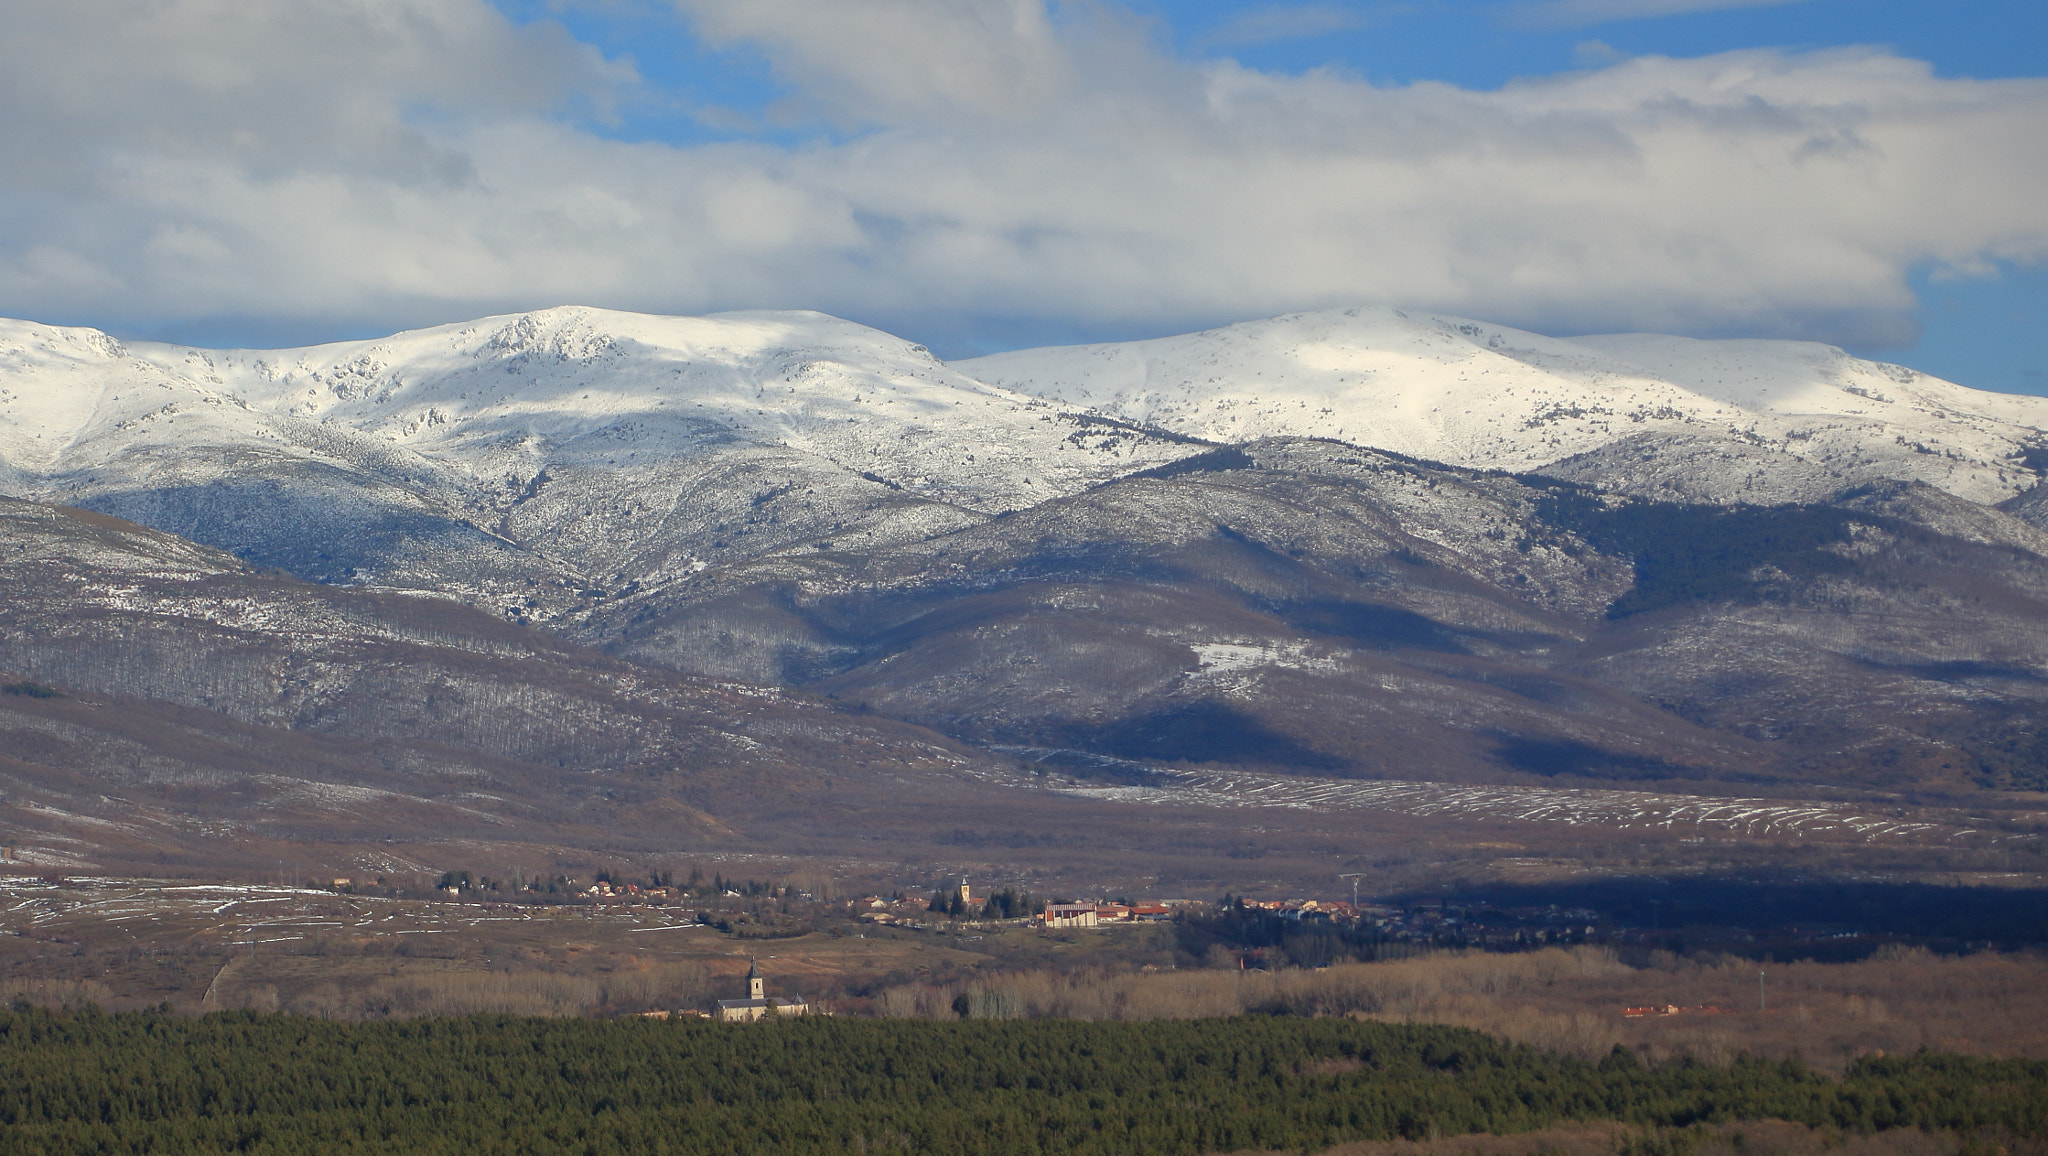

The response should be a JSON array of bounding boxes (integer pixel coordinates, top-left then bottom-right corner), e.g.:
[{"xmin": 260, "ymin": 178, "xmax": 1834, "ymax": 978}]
[{"xmin": 714, "ymin": 960, "xmax": 810, "ymax": 1022}]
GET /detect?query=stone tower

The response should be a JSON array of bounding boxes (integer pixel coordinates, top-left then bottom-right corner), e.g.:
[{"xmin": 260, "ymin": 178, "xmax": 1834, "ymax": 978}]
[{"xmin": 746, "ymin": 959, "xmax": 764, "ymax": 1001}]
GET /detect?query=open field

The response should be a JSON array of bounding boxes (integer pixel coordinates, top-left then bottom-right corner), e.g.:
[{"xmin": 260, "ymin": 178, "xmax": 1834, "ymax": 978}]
[
  {"xmin": 1043, "ymin": 766, "xmax": 2042, "ymax": 844},
  {"xmin": 1244, "ymin": 1119, "xmax": 2048, "ymax": 1156},
  {"xmin": 5, "ymin": 871, "xmax": 2045, "ymax": 1074},
  {"xmin": 877, "ymin": 944, "xmax": 2048, "ymax": 1070},
  {"xmin": 0, "ymin": 873, "xmax": 1003, "ymax": 1017},
  {"xmin": 10, "ymin": 771, "xmax": 2042, "ymax": 934}
]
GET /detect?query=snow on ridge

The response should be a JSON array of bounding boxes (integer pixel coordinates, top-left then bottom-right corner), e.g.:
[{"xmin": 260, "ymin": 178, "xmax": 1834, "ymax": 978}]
[
  {"xmin": 953, "ymin": 305, "xmax": 2048, "ymax": 505},
  {"xmin": 0, "ymin": 306, "xmax": 1196, "ymax": 520},
  {"xmin": 120, "ymin": 305, "xmax": 974, "ymax": 438},
  {"xmin": 6, "ymin": 301, "xmax": 2046, "ymax": 533},
  {"xmin": 134, "ymin": 302, "xmax": 1194, "ymax": 509},
  {"xmin": 0, "ymin": 319, "xmax": 139, "ymax": 460}
]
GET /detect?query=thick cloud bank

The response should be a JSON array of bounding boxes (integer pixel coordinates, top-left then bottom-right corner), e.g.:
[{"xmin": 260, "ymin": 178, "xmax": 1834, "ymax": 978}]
[{"xmin": 1, "ymin": 0, "xmax": 2042, "ymax": 351}]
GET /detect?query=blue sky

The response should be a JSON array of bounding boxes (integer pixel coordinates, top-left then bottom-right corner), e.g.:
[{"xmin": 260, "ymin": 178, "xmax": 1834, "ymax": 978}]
[
  {"xmin": 1, "ymin": 0, "xmax": 2043, "ymax": 391},
  {"xmin": 523, "ymin": 0, "xmax": 2048, "ymax": 111},
  {"xmin": 506, "ymin": 0, "xmax": 2047, "ymax": 389}
]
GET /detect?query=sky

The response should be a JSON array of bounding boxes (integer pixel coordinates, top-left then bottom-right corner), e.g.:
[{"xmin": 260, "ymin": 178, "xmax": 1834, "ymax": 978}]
[{"xmin": 0, "ymin": 1, "xmax": 2043, "ymax": 393}]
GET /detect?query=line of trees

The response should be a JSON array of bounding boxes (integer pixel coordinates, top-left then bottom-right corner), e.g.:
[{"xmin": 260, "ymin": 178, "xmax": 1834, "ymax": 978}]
[
  {"xmin": 0, "ymin": 1004, "xmax": 2041, "ymax": 1154},
  {"xmin": 927, "ymin": 886, "xmax": 1045, "ymax": 919}
]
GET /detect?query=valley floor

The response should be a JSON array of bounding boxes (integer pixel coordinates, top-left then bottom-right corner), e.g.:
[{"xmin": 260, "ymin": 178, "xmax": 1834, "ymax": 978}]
[
  {"xmin": 4, "ymin": 870, "xmax": 2044, "ymax": 1072},
  {"xmin": 1254, "ymin": 1119, "xmax": 2048, "ymax": 1156}
]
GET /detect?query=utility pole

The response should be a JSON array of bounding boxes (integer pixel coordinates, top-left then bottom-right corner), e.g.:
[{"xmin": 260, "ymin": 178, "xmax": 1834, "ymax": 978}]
[
  {"xmin": 1338, "ymin": 873, "xmax": 1365, "ymax": 909},
  {"xmin": 1758, "ymin": 969, "xmax": 1766, "ymax": 1011}
]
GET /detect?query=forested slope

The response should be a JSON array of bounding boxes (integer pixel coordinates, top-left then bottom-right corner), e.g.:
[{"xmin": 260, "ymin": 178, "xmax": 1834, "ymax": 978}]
[{"xmin": 0, "ymin": 1007, "xmax": 2042, "ymax": 1155}]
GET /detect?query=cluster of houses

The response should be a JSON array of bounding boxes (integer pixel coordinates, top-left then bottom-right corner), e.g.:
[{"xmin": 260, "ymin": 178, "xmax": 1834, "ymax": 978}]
[
  {"xmin": 852, "ymin": 894, "xmax": 946, "ymax": 928},
  {"xmin": 1233, "ymin": 898, "xmax": 1366, "ymax": 919},
  {"xmin": 583, "ymin": 880, "xmax": 697, "ymax": 900},
  {"xmin": 1623, "ymin": 1003, "xmax": 1737, "ymax": 1018},
  {"xmin": 847, "ymin": 880, "xmax": 1184, "ymax": 931},
  {"xmin": 1244, "ymin": 899, "xmax": 1608, "ymax": 950}
]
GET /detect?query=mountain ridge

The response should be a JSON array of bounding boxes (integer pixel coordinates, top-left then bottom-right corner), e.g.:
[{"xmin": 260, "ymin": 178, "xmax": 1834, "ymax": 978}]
[
  {"xmin": 957, "ymin": 305, "xmax": 2048, "ymax": 506},
  {"xmin": 4, "ymin": 304, "xmax": 2048, "ymax": 812}
]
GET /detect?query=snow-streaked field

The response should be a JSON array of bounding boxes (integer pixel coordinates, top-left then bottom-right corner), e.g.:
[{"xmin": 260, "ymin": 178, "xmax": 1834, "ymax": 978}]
[
  {"xmin": 1044, "ymin": 766, "xmax": 1991, "ymax": 843},
  {"xmin": 0, "ymin": 875, "xmax": 707, "ymax": 949}
]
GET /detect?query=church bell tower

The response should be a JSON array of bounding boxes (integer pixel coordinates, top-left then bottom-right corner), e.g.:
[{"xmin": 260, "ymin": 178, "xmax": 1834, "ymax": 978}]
[{"xmin": 747, "ymin": 959, "xmax": 764, "ymax": 1001}]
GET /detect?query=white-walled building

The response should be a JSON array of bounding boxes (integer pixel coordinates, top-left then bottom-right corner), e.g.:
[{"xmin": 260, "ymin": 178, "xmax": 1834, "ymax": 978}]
[
  {"xmin": 1038, "ymin": 903, "xmax": 1099, "ymax": 929},
  {"xmin": 714, "ymin": 960, "xmax": 810, "ymax": 1022}
]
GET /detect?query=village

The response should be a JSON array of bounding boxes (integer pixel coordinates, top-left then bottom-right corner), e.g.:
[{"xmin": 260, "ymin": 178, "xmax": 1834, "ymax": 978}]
[
  {"xmin": 2, "ymin": 863, "xmax": 1979, "ymax": 1026},
  {"xmin": 340, "ymin": 868, "xmax": 1898, "ymax": 961},
  {"xmin": 7, "ymin": 865, "xmax": 2043, "ymax": 1065},
  {"xmin": 838, "ymin": 878, "xmax": 1618, "ymax": 950}
]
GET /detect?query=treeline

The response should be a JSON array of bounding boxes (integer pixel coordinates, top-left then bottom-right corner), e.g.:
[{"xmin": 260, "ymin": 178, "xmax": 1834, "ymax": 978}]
[
  {"xmin": 872, "ymin": 946, "xmax": 2048, "ymax": 1068},
  {"xmin": 1440, "ymin": 878, "xmax": 2048, "ymax": 954},
  {"xmin": 0, "ymin": 1004, "xmax": 2044, "ymax": 1154},
  {"xmin": 1174, "ymin": 878, "xmax": 2048, "ymax": 963},
  {"xmin": 1176, "ymin": 901, "xmax": 1494, "ymax": 968},
  {"xmin": 928, "ymin": 885, "xmax": 1045, "ymax": 919}
]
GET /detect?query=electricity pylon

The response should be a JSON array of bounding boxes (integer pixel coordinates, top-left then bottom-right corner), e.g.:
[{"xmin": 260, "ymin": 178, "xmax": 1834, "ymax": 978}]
[{"xmin": 1338, "ymin": 872, "xmax": 1366, "ymax": 908}]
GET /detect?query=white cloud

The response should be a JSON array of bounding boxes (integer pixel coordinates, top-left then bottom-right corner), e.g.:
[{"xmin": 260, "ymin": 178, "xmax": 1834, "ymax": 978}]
[
  {"xmin": 1572, "ymin": 39, "xmax": 1626, "ymax": 67},
  {"xmin": 0, "ymin": 0, "xmax": 2044, "ymax": 357},
  {"xmin": 670, "ymin": 0, "xmax": 1139, "ymax": 125},
  {"xmin": 0, "ymin": 0, "xmax": 624, "ymax": 186}
]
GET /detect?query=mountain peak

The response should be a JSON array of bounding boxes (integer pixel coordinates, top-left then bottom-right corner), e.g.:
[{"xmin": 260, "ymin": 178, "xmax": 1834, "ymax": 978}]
[{"xmin": 954, "ymin": 305, "xmax": 2048, "ymax": 505}]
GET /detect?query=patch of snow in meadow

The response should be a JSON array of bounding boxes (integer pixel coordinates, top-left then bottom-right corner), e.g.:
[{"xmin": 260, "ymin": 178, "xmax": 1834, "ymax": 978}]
[
  {"xmin": 1191, "ymin": 641, "xmax": 1346, "ymax": 677},
  {"xmin": 1052, "ymin": 767, "xmax": 1958, "ymax": 843}
]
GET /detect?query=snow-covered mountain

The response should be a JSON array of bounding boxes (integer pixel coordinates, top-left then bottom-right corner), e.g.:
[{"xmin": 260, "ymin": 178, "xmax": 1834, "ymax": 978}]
[
  {"xmin": 123, "ymin": 307, "xmax": 1189, "ymax": 511},
  {"xmin": 0, "ymin": 307, "xmax": 1199, "ymax": 616},
  {"xmin": 955, "ymin": 307, "xmax": 2048, "ymax": 506},
  {"xmin": 7, "ymin": 300, "xmax": 2048, "ymax": 626},
  {"xmin": 5, "ymin": 303, "xmax": 2048, "ymax": 801}
]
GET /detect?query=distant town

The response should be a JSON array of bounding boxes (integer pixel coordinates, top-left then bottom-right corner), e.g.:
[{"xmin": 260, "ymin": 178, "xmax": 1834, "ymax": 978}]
[{"xmin": 311, "ymin": 868, "xmax": 1948, "ymax": 965}]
